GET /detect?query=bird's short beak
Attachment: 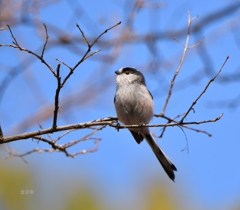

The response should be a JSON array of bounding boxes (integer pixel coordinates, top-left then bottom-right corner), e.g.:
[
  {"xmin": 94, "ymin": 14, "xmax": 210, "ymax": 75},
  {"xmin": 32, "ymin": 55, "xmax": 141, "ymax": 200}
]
[{"xmin": 115, "ymin": 70, "xmax": 120, "ymax": 75}]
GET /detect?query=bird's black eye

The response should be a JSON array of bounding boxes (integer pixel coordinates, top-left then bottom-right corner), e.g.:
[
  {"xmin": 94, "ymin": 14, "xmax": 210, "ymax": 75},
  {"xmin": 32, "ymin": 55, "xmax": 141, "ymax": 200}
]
[{"xmin": 125, "ymin": 71, "xmax": 129, "ymax": 75}]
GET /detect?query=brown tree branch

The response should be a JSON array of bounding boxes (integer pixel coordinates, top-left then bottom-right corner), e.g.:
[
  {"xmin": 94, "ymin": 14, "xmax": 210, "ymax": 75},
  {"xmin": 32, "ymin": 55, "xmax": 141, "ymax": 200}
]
[
  {"xmin": 60, "ymin": 21, "xmax": 121, "ymax": 87},
  {"xmin": 0, "ymin": 25, "xmax": 57, "ymax": 77},
  {"xmin": 155, "ymin": 114, "xmax": 214, "ymax": 137},
  {"xmin": 4, "ymin": 127, "xmax": 101, "ymax": 162},
  {"xmin": 0, "ymin": 113, "xmax": 223, "ymax": 144},
  {"xmin": 52, "ymin": 64, "xmax": 61, "ymax": 129}
]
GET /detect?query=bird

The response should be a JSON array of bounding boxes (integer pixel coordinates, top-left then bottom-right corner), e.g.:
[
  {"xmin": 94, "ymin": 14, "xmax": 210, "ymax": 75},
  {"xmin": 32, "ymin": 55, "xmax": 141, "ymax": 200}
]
[{"xmin": 114, "ymin": 67, "xmax": 177, "ymax": 181}]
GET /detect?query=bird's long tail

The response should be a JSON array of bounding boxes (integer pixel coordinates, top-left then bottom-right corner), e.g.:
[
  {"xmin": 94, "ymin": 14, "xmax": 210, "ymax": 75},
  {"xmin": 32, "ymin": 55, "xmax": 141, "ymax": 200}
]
[{"xmin": 144, "ymin": 133, "xmax": 177, "ymax": 181}]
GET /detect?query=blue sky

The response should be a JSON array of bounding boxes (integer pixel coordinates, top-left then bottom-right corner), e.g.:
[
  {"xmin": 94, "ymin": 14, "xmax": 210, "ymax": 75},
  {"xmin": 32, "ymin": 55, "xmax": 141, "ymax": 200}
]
[{"xmin": 0, "ymin": 0, "xmax": 240, "ymax": 209}]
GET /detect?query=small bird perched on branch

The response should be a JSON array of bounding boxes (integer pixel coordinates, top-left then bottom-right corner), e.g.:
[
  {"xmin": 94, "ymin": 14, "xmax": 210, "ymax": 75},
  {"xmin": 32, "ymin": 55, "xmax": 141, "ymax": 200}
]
[{"xmin": 114, "ymin": 67, "xmax": 177, "ymax": 181}]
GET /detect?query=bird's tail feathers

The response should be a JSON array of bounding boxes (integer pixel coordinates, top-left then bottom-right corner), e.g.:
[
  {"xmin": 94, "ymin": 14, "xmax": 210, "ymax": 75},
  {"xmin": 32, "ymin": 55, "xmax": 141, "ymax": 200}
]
[{"xmin": 144, "ymin": 133, "xmax": 177, "ymax": 181}]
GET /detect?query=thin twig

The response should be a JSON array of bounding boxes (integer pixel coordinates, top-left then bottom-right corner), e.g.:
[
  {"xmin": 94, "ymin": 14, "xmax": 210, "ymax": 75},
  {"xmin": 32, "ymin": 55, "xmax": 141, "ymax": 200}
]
[
  {"xmin": 38, "ymin": 123, "xmax": 54, "ymax": 141},
  {"xmin": 56, "ymin": 58, "xmax": 72, "ymax": 69},
  {"xmin": 41, "ymin": 23, "xmax": 49, "ymax": 59},
  {"xmin": 76, "ymin": 24, "xmax": 90, "ymax": 47},
  {"xmin": 4, "ymin": 145, "xmax": 30, "ymax": 163},
  {"xmin": 55, "ymin": 129, "xmax": 76, "ymax": 141},
  {"xmin": 180, "ymin": 56, "xmax": 229, "ymax": 123},
  {"xmin": 1, "ymin": 26, "xmax": 57, "ymax": 77},
  {"xmin": 5, "ymin": 133, "xmax": 100, "ymax": 160},
  {"xmin": 178, "ymin": 125, "xmax": 189, "ymax": 153},
  {"xmin": 60, "ymin": 21, "xmax": 121, "ymax": 87},
  {"xmin": 161, "ymin": 12, "xmax": 198, "ymax": 115},
  {"xmin": 188, "ymin": 37, "xmax": 205, "ymax": 48},
  {"xmin": 7, "ymin": 25, "xmax": 19, "ymax": 46},
  {"xmin": 32, "ymin": 135, "xmax": 73, "ymax": 157},
  {"xmin": 83, "ymin": 49, "xmax": 102, "ymax": 61},
  {"xmin": 155, "ymin": 114, "xmax": 213, "ymax": 137},
  {"xmin": 91, "ymin": 21, "xmax": 122, "ymax": 47},
  {"xmin": 71, "ymin": 139, "xmax": 100, "ymax": 156},
  {"xmin": 64, "ymin": 125, "xmax": 105, "ymax": 148},
  {"xmin": 6, "ymin": 147, "xmax": 55, "ymax": 161}
]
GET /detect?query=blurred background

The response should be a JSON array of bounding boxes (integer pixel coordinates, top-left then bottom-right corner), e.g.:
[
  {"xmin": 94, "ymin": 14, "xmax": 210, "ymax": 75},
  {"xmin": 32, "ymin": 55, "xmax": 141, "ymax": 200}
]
[{"xmin": 0, "ymin": 0, "xmax": 240, "ymax": 209}]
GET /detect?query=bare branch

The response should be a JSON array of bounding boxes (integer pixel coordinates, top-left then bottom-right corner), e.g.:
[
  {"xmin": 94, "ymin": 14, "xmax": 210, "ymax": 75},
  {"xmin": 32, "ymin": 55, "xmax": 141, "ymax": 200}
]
[
  {"xmin": 1, "ymin": 25, "xmax": 57, "ymax": 77},
  {"xmin": 64, "ymin": 125, "xmax": 105, "ymax": 148},
  {"xmin": 7, "ymin": 25, "xmax": 19, "ymax": 46},
  {"xmin": 60, "ymin": 21, "xmax": 121, "ymax": 87},
  {"xmin": 56, "ymin": 58, "xmax": 72, "ymax": 69},
  {"xmin": 180, "ymin": 56, "xmax": 229, "ymax": 123},
  {"xmin": 0, "ymin": 113, "xmax": 223, "ymax": 144},
  {"xmin": 0, "ymin": 117, "xmax": 116, "ymax": 143},
  {"xmin": 33, "ymin": 136, "xmax": 72, "ymax": 157},
  {"xmin": 76, "ymin": 24, "xmax": 90, "ymax": 47},
  {"xmin": 161, "ymin": 12, "xmax": 198, "ymax": 115},
  {"xmin": 83, "ymin": 49, "xmax": 102, "ymax": 61},
  {"xmin": 91, "ymin": 21, "xmax": 122, "ymax": 47},
  {"xmin": 188, "ymin": 37, "xmax": 205, "ymax": 48},
  {"xmin": 181, "ymin": 113, "xmax": 223, "ymax": 125},
  {"xmin": 70, "ymin": 139, "xmax": 100, "ymax": 156},
  {"xmin": 38, "ymin": 123, "xmax": 54, "ymax": 141},
  {"xmin": 4, "ymin": 129, "xmax": 101, "ymax": 160},
  {"xmin": 40, "ymin": 23, "xmax": 49, "ymax": 59},
  {"xmin": 155, "ymin": 113, "xmax": 221, "ymax": 137},
  {"xmin": 174, "ymin": 36, "xmax": 205, "ymax": 49},
  {"xmin": 52, "ymin": 64, "xmax": 61, "ymax": 130},
  {"xmin": 5, "ymin": 146, "xmax": 55, "ymax": 162},
  {"xmin": 55, "ymin": 129, "xmax": 76, "ymax": 141},
  {"xmin": 75, "ymin": 21, "xmax": 121, "ymax": 67}
]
